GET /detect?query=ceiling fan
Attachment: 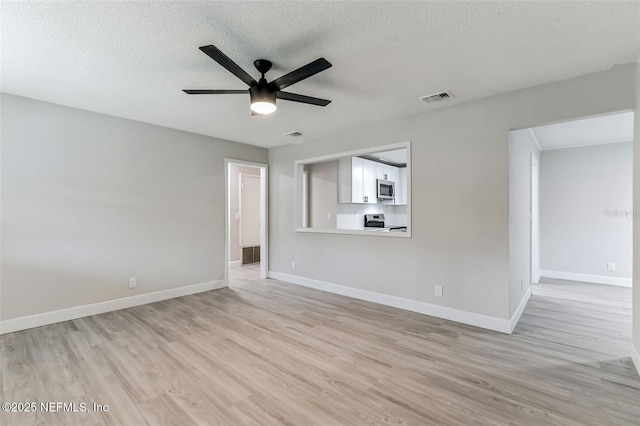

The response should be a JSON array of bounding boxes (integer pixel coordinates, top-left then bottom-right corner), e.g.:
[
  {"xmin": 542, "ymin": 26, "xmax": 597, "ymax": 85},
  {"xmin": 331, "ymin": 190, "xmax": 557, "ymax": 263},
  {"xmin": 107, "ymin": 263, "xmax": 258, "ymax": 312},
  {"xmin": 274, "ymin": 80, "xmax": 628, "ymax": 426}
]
[{"xmin": 183, "ymin": 45, "xmax": 332, "ymax": 115}]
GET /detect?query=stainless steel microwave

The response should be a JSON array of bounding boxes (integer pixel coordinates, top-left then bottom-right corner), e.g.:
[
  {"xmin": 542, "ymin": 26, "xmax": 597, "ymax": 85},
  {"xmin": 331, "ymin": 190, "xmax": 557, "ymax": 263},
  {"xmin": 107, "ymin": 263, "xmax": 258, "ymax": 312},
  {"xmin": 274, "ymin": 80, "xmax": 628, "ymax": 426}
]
[{"xmin": 377, "ymin": 179, "xmax": 395, "ymax": 200}]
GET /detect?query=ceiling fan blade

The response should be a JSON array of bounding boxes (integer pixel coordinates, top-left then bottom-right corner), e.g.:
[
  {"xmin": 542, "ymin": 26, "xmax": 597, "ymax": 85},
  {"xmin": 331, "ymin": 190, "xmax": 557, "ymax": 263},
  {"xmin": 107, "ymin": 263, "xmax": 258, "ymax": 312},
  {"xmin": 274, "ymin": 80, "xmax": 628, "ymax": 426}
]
[
  {"xmin": 271, "ymin": 58, "xmax": 332, "ymax": 90},
  {"xmin": 277, "ymin": 91, "xmax": 331, "ymax": 106},
  {"xmin": 183, "ymin": 89, "xmax": 247, "ymax": 94},
  {"xmin": 199, "ymin": 45, "xmax": 257, "ymax": 87}
]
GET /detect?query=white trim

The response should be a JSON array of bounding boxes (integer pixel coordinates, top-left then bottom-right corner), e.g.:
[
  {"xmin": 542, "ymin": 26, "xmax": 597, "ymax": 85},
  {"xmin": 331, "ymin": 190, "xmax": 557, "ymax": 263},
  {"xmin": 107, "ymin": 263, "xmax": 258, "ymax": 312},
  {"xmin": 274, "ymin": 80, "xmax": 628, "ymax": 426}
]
[
  {"xmin": 260, "ymin": 165, "xmax": 269, "ymax": 280},
  {"xmin": 530, "ymin": 152, "xmax": 540, "ymax": 284},
  {"xmin": 229, "ymin": 260, "xmax": 241, "ymax": 269},
  {"xmin": 294, "ymin": 141, "xmax": 410, "ymax": 166},
  {"xmin": 539, "ymin": 138, "xmax": 633, "ymax": 152},
  {"xmin": 268, "ymin": 271, "xmax": 512, "ymax": 334},
  {"xmin": 294, "ymin": 227, "xmax": 411, "ymax": 238},
  {"xmin": 0, "ymin": 280, "xmax": 226, "ymax": 335},
  {"xmin": 631, "ymin": 343, "xmax": 640, "ymax": 377},
  {"xmin": 528, "ymin": 128, "xmax": 542, "ymax": 152},
  {"xmin": 510, "ymin": 286, "xmax": 532, "ymax": 333},
  {"xmin": 540, "ymin": 269, "xmax": 632, "ymax": 287}
]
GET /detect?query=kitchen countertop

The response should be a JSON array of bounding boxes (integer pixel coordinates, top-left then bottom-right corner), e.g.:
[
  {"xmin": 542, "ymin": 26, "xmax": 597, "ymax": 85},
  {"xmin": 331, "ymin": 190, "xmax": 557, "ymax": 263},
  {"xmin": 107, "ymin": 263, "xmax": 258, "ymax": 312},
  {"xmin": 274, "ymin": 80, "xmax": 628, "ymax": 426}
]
[{"xmin": 341, "ymin": 226, "xmax": 407, "ymax": 232}]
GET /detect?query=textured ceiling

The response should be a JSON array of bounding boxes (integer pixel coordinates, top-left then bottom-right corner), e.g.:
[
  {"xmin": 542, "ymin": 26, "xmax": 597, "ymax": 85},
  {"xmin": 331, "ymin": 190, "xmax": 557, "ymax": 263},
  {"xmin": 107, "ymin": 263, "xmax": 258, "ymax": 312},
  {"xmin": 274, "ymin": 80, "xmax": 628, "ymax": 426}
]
[
  {"xmin": 2, "ymin": 1, "xmax": 639, "ymax": 148},
  {"xmin": 531, "ymin": 111, "xmax": 634, "ymax": 151}
]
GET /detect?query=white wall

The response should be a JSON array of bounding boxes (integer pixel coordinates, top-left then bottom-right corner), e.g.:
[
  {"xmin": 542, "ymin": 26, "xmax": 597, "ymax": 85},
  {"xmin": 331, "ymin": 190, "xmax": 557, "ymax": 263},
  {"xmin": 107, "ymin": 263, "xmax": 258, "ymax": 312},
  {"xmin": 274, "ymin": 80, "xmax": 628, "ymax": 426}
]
[
  {"xmin": 509, "ymin": 129, "xmax": 540, "ymax": 315},
  {"xmin": 268, "ymin": 64, "xmax": 636, "ymax": 331},
  {"xmin": 229, "ymin": 164, "xmax": 261, "ymax": 263},
  {"xmin": 633, "ymin": 59, "xmax": 640, "ymax": 375},
  {"xmin": 0, "ymin": 94, "xmax": 267, "ymax": 322},
  {"xmin": 307, "ymin": 160, "xmax": 338, "ymax": 229},
  {"xmin": 540, "ymin": 142, "xmax": 632, "ymax": 284}
]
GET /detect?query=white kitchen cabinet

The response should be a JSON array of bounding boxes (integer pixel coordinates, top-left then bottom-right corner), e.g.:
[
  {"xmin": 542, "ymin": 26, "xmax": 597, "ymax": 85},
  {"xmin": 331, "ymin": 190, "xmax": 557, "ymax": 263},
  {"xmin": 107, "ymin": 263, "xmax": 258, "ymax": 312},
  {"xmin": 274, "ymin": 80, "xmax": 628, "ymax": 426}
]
[
  {"xmin": 396, "ymin": 167, "xmax": 407, "ymax": 205},
  {"xmin": 375, "ymin": 163, "xmax": 399, "ymax": 183},
  {"xmin": 388, "ymin": 166, "xmax": 399, "ymax": 188},
  {"xmin": 374, "ymin": 163, "xmax": 401, "ymax": 205},
  {"xmin": 339, "ymin": 157, "xmax": 377, "ymax": 204},
  {"xmin": 375, "ymin": 163, "xmax": 385, "ymax": 181},
  {"xmin": 363, "ymin": 160, "xmax": 376, "ymax": 203},
  {"xmin": 351, "ymin": 157, "xmax": 364, "ymax": 203}
]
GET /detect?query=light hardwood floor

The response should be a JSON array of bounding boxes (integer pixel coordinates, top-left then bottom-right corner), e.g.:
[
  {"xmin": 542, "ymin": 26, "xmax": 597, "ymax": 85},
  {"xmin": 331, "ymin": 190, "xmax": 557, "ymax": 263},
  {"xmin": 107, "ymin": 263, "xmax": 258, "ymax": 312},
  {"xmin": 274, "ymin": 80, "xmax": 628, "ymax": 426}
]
[{"xmin": 1, "ymin": 266, "xmax": 638, "ymax": 425}]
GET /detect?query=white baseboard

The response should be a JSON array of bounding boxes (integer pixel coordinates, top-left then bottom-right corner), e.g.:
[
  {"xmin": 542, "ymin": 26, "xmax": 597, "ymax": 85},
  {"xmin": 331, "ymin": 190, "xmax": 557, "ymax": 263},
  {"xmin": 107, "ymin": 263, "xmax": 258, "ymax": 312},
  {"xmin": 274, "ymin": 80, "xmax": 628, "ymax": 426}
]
[
  {"xmin": 632, "ymin": 343, "xmax": 640, "ymax": 377},
  {"xmin": 540, "ymin": 269, "xmax": 632, "ymax": 287},
  {"xmin": 268, "ymin": 271, "xmax": 513, "ymax": 334},
  {"xmin": 229, "ymin": 260, "xmax": 241, "ymax": 269},
  {"xmin": 0, "ymin": 279, "xmax": 227, "ymax": 335},
  {"xmin": 510, "ymin": 286, "xmax": 532, "ymax": 333}
]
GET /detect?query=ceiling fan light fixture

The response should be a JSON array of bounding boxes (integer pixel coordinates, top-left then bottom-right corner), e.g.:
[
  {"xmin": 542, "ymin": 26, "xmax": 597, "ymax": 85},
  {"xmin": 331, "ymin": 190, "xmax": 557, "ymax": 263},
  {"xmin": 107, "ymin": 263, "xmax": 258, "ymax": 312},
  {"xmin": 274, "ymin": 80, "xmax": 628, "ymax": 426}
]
[
  {"xmin": 250, "ymin": 86, "xmax": 277, "ymax": 115},
  {"xmin": 251, "ymin": 101, "xmax": 276, "ymax": 115}
]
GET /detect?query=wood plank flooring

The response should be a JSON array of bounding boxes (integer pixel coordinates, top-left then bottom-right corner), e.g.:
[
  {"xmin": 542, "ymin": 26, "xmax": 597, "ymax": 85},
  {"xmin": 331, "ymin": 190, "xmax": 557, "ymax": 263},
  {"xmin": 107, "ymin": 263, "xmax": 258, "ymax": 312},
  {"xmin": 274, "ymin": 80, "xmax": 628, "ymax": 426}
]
[{"xmin": 1, "ymin": 267, "xmax": 638, "ymax": 425}]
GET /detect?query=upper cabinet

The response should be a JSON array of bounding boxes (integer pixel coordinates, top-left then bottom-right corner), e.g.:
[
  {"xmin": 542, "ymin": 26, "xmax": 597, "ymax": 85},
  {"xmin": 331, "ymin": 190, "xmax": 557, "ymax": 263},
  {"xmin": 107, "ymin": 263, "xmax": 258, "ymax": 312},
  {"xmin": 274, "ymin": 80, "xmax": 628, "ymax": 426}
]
[
  {"xmin": 396, "ymin": 167, "xmax": 408, "ymax": 205},
  {"xmin": 339, "ymin": 156, "xmax": 407, "ymax": 205},
  {"xmin": 375, "ymin": 162, "xmax": 398, "ymax": 184},
  {"xmin": 339, "ymin": 156, "xmax": 377, "ymax": 203}
]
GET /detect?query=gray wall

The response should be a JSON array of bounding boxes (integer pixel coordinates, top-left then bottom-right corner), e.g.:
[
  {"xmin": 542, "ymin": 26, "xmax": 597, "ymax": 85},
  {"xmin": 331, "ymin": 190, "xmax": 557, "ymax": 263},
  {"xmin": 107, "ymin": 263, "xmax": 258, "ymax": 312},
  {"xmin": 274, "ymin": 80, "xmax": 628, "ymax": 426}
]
[
  {"xmin": 540, "ymin": 142, "xmax": 633, "ymax": 280},
  {"xmin": 229, "ymin": 164, "xmax": 261, "ymax": 263},
  {"xmin": 308, "ymin": 160, "xmax": 338, "ymax": 229},
  {"xmin": 509, "ymin": 129, "xmax": 540, "ymax": 315},
  {"xmin": 269, "ymin": 64, "xmax": 635, "ymax": 323},
  {"xmin": 0, "ymin": 93, "xmax": 267, "ymax": 320}
]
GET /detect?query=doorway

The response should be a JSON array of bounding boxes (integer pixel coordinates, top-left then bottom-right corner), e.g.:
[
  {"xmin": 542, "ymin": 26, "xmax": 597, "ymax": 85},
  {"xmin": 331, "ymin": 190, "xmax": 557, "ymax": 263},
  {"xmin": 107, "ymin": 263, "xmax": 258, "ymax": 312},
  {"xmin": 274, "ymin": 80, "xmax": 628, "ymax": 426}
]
[
  {"xmin": 225, "ymin": 159, "xmax": 268, "ymax": 282},
  {"xmin": 532, "ymin": 112, "xmax": 633, "ymax": 287}
]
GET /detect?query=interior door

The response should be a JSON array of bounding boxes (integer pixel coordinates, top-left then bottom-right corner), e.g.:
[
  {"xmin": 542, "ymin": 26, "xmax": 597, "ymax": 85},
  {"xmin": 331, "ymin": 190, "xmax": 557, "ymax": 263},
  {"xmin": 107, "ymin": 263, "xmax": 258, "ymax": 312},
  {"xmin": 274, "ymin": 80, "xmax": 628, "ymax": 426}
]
[{"xmin": 240, "ymin": 174, "xmax": 261, "ymax": 248}]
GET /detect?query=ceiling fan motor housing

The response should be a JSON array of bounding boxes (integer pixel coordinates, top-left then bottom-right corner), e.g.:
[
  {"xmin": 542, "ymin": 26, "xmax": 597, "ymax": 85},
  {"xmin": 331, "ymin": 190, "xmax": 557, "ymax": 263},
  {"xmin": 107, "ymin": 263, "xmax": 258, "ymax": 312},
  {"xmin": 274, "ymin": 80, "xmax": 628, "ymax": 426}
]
[{"xmin": 250, "ymin": 84, "xmax": 276, "ymax": 105}]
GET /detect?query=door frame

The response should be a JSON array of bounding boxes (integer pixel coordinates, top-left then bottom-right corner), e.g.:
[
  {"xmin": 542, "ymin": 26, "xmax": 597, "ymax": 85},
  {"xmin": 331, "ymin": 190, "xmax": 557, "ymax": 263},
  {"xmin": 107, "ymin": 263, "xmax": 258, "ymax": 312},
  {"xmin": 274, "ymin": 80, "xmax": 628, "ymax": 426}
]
[
  {"xmin": 530, "ymin": 153, "xmax": 540, "ymax": 284},
  {"xmin": 225, "ymin": 159, "xmax": 269, "ymax": 282}
]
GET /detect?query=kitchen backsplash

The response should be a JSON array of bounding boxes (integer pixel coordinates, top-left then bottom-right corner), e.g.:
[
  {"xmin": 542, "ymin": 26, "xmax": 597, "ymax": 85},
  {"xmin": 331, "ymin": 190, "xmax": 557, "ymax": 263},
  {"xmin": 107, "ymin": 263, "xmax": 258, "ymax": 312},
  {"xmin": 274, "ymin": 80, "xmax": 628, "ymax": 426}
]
[{"xmin": 336, "ymin": 204, "xmax": 407, "ymax": 229}]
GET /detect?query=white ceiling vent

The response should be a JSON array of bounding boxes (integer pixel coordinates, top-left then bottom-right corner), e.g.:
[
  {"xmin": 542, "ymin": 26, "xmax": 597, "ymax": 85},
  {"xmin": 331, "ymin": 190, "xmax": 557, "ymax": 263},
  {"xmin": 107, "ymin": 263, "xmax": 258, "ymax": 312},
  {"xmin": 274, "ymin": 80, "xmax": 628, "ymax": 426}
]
[
  {"xmin": 419, "ymin": 91, "xmax": 455, "ymax": 103},
  {"xmin": 285, "ymin": 131, "xmax": 303, "ymax": 137}
]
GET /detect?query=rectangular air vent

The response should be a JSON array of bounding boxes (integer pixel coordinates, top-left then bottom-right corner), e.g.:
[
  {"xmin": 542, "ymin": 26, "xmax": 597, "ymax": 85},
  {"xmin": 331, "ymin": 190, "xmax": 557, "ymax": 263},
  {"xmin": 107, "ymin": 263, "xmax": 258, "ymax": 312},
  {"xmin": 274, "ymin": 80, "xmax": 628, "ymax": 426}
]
[{"xmin": 420, "ymin": 91, "xmax": 455, "ymax": 103}]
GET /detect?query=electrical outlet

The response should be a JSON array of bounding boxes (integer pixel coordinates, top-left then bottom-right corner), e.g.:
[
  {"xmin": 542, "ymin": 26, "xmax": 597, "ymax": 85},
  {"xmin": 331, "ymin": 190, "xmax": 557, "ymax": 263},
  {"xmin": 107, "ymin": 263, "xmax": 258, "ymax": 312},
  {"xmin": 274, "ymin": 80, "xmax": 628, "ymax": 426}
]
[
  {"xmin": 607, "ymin": 262, "xmax": 616, "ymax": 271},
  {"xmin": 291, "ymin": 261, "xmax": 296, "ymax": 271},
  {"xmin": 327, "ymin": 212, "xmax": 332, "ymax": 220},
  {"xmin": 129, "ymin": 277, "xmax": 137, "ymax": 289},
  {"xmin": 435, "ymin": 285, "xmax": 443, "ymax": 297}
]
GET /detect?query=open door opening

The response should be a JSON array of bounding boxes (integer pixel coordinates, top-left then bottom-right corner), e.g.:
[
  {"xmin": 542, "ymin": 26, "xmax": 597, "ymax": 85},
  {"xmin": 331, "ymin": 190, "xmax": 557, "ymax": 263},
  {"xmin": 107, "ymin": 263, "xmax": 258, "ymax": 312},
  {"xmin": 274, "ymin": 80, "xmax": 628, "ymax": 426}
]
[{"xmin": 225, "ymin": 160, "xmax": 268, "ymax": 283}]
